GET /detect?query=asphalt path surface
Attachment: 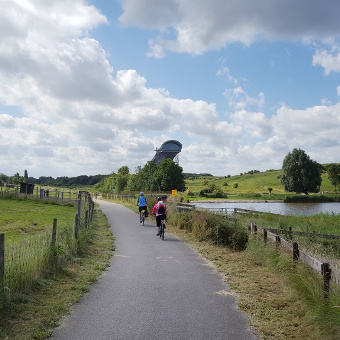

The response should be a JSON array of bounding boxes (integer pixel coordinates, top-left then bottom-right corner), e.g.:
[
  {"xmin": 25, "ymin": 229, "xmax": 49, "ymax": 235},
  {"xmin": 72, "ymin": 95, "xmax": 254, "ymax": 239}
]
[{"xmin": 50, "ymin": 200, "xmax": 258, "ymax": 340}]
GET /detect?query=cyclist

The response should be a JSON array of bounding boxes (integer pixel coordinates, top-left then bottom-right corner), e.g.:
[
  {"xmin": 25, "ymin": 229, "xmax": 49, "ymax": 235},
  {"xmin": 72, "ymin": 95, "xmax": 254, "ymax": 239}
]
[
  {"xmin": 137, "ymin": 192, "xmax": 148, "ymax": 223},
  {"xmin": 152, "ymin": 197, "xmax": 167, "ymax": 236}
]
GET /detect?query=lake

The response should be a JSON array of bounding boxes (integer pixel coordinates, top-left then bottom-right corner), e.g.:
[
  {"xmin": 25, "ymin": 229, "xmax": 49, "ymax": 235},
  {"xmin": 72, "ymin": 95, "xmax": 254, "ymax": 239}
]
[{"xmin": 190, "ymin": 202, "xmax": 340, "ymax": 216}]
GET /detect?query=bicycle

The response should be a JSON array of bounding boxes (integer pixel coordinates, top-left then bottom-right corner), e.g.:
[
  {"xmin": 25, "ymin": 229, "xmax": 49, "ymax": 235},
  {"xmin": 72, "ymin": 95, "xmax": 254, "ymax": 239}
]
[
  {"xmin": 159, "ymin": 219, "xmax": 165, "ymax": 240},
  {"xmin": 141, "ymin": 210, "xmax": 145, "ymax": 226}
]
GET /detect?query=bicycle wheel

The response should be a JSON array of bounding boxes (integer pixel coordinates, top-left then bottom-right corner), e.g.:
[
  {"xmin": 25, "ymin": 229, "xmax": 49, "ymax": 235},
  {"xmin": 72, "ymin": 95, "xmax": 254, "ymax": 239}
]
[
  {"xmin": 160, "ymin": 220, "xmax": 165, "ymax": 240},
  {"xmin": 142, "ymin": 214, "xmax": 145, "ymax": 226}
]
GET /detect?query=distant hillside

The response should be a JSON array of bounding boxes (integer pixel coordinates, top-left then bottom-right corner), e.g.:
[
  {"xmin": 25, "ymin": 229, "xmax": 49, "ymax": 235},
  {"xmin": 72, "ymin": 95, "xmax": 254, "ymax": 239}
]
[{"xmin": 184, "ymin": 168, "xmax": 335, "ymax": 197}]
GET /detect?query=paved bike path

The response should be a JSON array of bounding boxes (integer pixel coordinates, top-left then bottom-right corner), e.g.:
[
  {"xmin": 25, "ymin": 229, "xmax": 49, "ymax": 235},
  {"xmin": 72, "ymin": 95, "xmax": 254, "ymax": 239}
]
[{"xmin": 50, "ymin": 200, "xmax": 258, "ymax": 340}]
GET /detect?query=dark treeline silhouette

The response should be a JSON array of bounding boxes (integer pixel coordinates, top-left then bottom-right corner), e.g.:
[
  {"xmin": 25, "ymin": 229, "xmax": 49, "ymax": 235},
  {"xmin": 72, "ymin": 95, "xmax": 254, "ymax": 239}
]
[{"xmin": 26, "ymin": 174, "xmax": 107, "ymax": 187}]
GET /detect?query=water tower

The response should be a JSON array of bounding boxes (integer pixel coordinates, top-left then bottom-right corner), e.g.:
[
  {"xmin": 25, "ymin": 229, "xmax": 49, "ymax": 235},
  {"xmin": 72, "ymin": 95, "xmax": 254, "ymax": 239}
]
[{"xmin": 152, "ymin": 140, "xmax": 182, "ymax": 165}]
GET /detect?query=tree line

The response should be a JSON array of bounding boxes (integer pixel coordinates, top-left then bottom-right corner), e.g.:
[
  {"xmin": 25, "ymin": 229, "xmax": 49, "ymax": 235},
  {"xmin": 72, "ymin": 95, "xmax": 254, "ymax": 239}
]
[
  {"xmin": 1, "ymin": 149, "xmax": 338, "ymax": 194},
  {"xmin": 94, "ymin": 159, "xmax": 185, "ymax": 193},
  {"xmin": 0, "ymin": 171, "xmax": 106, "ymax": 187}
]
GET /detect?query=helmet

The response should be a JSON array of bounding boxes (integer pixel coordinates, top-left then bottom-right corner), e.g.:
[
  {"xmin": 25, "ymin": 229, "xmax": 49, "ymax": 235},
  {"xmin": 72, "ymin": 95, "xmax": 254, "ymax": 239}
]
[
  {"xmin": 140, "ymin": 192, "xmax": 144, "ymax": 196},
  {"xmin": 157, "ymin": 196, "xmax": 161, "ymax": 201}
]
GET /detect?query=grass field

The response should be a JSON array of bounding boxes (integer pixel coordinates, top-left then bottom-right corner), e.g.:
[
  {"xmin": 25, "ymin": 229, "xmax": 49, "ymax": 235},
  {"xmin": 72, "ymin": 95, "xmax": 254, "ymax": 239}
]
[
  {"xmin": 0, "ymin": 196, "xmax": 77, "ymax": 244},
  {"xmin": 182, "ymin": 169, "xmax": 337, "ymax": 201}
]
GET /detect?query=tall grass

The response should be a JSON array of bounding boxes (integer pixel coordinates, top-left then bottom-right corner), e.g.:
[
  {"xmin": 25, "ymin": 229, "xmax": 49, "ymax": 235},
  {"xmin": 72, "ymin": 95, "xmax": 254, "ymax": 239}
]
[
  {"xmin": 236, "ymin": 212, "xmax": 340, "ymax": 271},
  {"xmin": 167, "ymin": 205, "xmax": 248, "ymax": 250},
  {"xmin": 246, "ymin": 237, "xmax": 340, "ymax": 339}
]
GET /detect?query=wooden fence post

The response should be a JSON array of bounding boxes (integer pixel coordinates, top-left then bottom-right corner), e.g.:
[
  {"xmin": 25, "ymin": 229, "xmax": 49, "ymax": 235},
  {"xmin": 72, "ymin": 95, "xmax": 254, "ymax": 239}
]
[
  {"xmin": 77, "ymin": 192, "xmax": 81, "ymax": 221},
  {"xmin": 0, "ymin": 233, "xmax": 4, "ymax": 282},
  {"xmin": 85, "ymin": 211, "xmax": 89, "ymax": 228},
  {"xmin": 250, "ymin": 222, "xmax": 257, "ymax": 235},
  {"xmin": 321, "ymin": 263, "xmax": 331, "ymax": 299},
  {"xmin": 263, "ymin": 229, "xmax": 268, "ymax": 245},
  {"xmin": 75, "ymin": 213, "xmax": 79, "ymax": 239},
  {"xmin": 275, "ymin": 235, "xmax": 281, "ymax": 249},
  {"xmin": 0, "ymin": 233, "xmax": 4, "ymax": 307},
  {"xmin": 292, "ymin": 242, "xmax": 299, "ymax": 267},
  {"xmin": 288, "ymin": 226, "xmax": 293, "ymax": 240},
  {"xmin": 51, "ymin": 219, "xmax": 57, "ymax": 247}
]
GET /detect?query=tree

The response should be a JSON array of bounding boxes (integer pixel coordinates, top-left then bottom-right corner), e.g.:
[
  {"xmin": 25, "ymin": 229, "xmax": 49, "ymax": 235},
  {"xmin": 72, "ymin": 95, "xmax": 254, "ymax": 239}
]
[
  {"xmin": 23, "ymin": 170, "xmax": 28, "ymax": 182},
  {"xmin": 11, "ymin": 172, "xmax": 20, "ymax": 184},
  {"xmin": 134, "ymin": 161, "xmax": 159, "ymax": 191},
  {"xmin": 117, "ymin": 166, "xmax": 130, "ymax": 176},
  {"xmin": 0, "ymin": 173, "xmax": 9, "ymax": 185},
  {"xmin": 326, "ymin": 163, "xmax": 340, "ymax": 191},
  {"xmin": 281, "ymin": 148, "xmax": 322, "ymax": 194},
  {"xmin": 157, "ymin": 159, "xmax": 185, "ymax": 191}
]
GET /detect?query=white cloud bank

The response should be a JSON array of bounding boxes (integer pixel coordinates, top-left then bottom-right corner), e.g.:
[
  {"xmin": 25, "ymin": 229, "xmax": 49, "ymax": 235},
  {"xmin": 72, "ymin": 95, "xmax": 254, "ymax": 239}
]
[
  {"xmin": 119, "ymin": 0, "xmax": 340, "ymax": 57},
  {"xmin": 0, "ymin": 0, "xmax": 340, "ymax": 178}
]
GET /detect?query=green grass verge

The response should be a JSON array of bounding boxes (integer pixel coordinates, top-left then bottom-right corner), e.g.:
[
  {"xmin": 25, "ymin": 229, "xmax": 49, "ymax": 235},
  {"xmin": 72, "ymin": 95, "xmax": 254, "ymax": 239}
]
[{"xmin": 0, "ymin": 209, "xmax": 114, "ymax": 340}]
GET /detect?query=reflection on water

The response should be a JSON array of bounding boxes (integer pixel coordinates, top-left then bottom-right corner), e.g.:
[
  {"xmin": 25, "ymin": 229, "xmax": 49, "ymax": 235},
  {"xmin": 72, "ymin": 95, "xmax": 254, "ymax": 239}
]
[{"xmin": 192, "ymin": 202, "xmax": 340, "ymax": 216}]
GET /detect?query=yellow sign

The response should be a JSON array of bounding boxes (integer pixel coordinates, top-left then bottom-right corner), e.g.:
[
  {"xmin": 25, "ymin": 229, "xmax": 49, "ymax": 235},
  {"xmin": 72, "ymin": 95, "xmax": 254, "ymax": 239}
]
[{"xmin": 172, "ymin": 189, "xmax": 177, "ymax": 196}]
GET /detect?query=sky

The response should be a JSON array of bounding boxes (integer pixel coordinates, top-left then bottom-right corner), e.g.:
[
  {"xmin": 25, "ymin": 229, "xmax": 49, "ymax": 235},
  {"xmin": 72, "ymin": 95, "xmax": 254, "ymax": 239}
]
[{"xmin": 1, "ymin": 0, "xmax": 340, "ymax": 178}]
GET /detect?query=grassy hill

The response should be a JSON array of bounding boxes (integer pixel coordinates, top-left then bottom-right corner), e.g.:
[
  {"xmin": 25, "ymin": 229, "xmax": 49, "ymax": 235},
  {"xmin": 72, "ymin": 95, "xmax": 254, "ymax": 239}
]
[{"xmin": 183, "ymin": 168, "xmax": 337, "ymax": 201}]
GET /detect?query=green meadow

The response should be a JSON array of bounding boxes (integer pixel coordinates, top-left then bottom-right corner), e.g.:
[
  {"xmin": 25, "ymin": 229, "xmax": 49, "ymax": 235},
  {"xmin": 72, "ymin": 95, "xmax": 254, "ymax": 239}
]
[
  {"xmin": 0, "ymin": 196, "xmax": 76, "ymax": 244},
  {"xmin": 182, "ymin": 169, "xmax": 337, "ymax": 201}
]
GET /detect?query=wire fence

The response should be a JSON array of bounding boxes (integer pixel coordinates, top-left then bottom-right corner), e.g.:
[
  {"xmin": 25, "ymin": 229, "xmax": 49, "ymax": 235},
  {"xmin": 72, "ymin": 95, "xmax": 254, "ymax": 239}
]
[
  {"xmin": 249, "ymin": 222, "xmax": 340, "ymax": 299},
  {"xmin": 0, "ymin": 184, "xmax": 79, "ymax": 202},
  {"xmin": 0, "ymin": 192, "xmax": 95, "ymax": 307}
]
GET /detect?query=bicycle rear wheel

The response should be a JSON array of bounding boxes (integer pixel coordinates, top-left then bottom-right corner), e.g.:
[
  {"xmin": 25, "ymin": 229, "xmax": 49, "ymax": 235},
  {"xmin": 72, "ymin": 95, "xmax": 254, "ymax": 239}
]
[{"xmin": 160, "ymin": 220, "xmax": 165, "ymax": 240}]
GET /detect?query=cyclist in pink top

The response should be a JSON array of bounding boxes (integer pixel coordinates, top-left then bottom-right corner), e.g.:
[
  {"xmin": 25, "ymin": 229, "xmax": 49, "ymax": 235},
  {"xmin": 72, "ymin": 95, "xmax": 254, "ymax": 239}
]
[{"xmin": 152, "ymin": 197, "xmax": 167, "ymax": 236}]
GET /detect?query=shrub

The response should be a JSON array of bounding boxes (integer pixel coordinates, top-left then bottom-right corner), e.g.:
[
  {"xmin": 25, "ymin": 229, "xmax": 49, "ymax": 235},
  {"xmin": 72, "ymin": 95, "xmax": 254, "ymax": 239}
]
[
  {"xmin": 170, "ymin": 209, "xmax": 248, "ymax": 250},
  {"xmin": 169, "ymin": 211, "xmax": 194, "ymax": 231}
]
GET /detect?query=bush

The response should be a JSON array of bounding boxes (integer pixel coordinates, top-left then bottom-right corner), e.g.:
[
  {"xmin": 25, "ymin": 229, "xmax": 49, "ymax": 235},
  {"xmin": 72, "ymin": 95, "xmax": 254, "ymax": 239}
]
[
  {"xmin": 185, "ymin": 190, "xmax": 195, "ymax": 197},
  {"xmin": 169, "ymin": 209, "xmax": 248, "ymax": 250},
  {"xmin": 169, "ymin": 211, "xmax": 194, "ymax": 231}
]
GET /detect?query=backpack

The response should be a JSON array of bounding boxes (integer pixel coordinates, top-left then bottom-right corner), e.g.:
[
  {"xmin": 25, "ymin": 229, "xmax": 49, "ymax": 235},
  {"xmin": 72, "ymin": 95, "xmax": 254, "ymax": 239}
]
[{"xmin": 157, "ymin": 204, "xmax": 166, "ymax": 215}]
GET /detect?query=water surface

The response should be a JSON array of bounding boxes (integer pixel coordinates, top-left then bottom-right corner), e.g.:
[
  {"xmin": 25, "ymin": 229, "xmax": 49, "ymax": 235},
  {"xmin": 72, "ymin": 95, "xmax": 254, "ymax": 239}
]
[{"xmin": 191, "ymin": 202, "xmax": 340, "ymax": 216}]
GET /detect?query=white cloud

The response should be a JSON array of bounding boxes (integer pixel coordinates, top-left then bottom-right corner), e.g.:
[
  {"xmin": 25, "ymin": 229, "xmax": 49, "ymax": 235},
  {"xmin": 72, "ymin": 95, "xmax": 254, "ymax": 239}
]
[
  {"xmin": 119, "ymin": 0, "xmax": 340, "ymax": 56},
  {"xmin": 224, "ymin": 87, "xmax": 265, "ymax": 110},
  {"xmin": 272, "ymin": 104, "xmax": 340, "ymax": 149},
  {"xmin": 1, "ymin": 0, "xmax": 340, "ymax": 178},
  {"xmin": 313, "ymin": 48, "xmax": 340, "ymax": 74},
  {"xmin": 216, "ymin": 66, "xmax": 238, "ymax": 85},
  {"xmin": 230, "ymin": 110, "xmax": 272, "ymax": 138}
]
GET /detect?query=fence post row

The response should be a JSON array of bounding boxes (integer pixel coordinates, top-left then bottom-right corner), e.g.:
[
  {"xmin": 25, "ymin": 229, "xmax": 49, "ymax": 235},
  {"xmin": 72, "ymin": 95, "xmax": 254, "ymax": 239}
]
[{"xmin": 252, "ymin": 223, "xmax": 338, "ymax": 299}]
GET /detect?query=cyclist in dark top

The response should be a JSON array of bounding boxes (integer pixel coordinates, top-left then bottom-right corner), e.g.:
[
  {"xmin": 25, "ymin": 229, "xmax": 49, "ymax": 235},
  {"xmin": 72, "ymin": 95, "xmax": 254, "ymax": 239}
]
[{"xmin": 137, "ymin": 192, "xmax": 148, "ymax": 223}]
